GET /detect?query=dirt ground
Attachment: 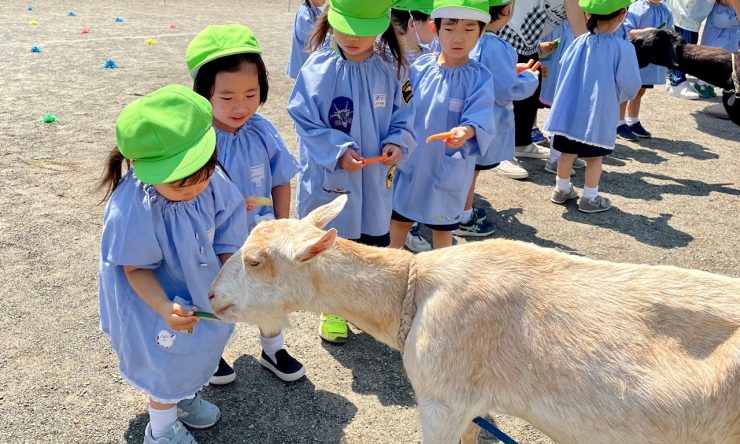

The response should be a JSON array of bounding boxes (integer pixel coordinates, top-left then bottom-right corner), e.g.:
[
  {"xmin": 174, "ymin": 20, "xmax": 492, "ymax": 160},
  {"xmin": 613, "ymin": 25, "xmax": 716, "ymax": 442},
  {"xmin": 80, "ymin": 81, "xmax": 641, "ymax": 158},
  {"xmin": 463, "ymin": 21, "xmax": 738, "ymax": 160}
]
[{"xmin": 0, "ymin": 1, "xmax": 738, "ymax": 443}]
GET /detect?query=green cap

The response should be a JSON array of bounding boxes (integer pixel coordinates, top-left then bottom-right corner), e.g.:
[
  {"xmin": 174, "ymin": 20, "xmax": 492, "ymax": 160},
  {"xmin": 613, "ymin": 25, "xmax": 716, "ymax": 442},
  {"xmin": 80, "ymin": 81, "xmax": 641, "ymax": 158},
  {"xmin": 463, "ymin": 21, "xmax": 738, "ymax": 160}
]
[
  {"xmin": 115, "ymin": 84, "xmax": 216, "ymax": 185},
  {"xmin": 393, "ymin": 0, "xmax": 434, "ymax": 14},
  {"xmin": 488, "ymin": 0, "xmax": 513, "ymax": 6},
  {"xmin": 186, "ymin": 24, "xmax": 261, "ymax": 79},
  {"xmin": 431, "ymin": 0, "xmax": 491, "ymax": 23},
  {"xmin": 328, "ymin": 0, "xmax": 392, "ymax": 36},
  {"xmin": 578, "ymin": 0, "xmax": 631, "ymax": 14}
]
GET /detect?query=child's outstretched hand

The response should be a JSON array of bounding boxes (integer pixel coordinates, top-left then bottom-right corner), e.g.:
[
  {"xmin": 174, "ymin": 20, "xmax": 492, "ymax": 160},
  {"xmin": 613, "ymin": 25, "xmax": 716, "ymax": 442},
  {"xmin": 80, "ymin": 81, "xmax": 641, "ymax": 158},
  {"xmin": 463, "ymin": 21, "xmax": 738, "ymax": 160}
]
[
  {"xmin": 339, "ymin": 147, "xmax": 364, "ymax": 172},
  {"xmin": 381, "ymin": 144, "xmax": 402, "ymax": 165},
  {"xmin": 161, "ymin": 302, "xmax": 199, "ymax": 332},
  {"xmin": 539, "ymin": 41, "xmax": 556, "ymax": 57},
  {"xmin": 444, "ymin": 126, "xmax": 475, "ymax": 149}
]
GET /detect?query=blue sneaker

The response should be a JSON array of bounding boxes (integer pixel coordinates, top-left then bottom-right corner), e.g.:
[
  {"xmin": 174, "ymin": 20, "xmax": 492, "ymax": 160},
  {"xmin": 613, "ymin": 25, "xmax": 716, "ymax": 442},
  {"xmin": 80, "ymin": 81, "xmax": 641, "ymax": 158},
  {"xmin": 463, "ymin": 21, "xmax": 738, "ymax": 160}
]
[
  {"xmin": 627, "ymin": 121, "xmax": 652, "ymax": 139},
  {"xmin": 177, "ymin": 394, "xmax": 220, "ymax": 429},
  {"xmin": 531, "ymin": 127, "xmax": 550, "ymax": 147},
  {"xmin": 616, "ymin": 124, "xmax": 638, "ymax": 141}
]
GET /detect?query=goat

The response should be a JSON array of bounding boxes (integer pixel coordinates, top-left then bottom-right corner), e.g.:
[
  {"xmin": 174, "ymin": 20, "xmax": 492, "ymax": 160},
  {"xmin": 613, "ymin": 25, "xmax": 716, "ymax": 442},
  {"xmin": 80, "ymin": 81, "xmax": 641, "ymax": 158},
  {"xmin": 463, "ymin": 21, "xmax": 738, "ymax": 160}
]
[
  {"xmin": 209, "ymin": 196, "xmax": 740, "ymax": 444},
  {"xmin": 631, "ymin": 29, "xmax": 740, "ymax": 125}
]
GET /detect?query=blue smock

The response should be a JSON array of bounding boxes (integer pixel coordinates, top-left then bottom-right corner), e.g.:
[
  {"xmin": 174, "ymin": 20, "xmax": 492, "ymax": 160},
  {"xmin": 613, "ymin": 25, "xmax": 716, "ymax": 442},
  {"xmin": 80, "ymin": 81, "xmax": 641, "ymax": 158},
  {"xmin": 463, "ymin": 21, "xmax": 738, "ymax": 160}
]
[
  {"xmin": 625, "ymin": 0, "xmax": 675, "ymax": 85},
  {"xmin": 701, "ymin": 4, "xmax": 740, "ymax": 53},
  {"xmin": 99, "ymin": 169, "xmax": 247, "ymax": 402},
  {"xmin": 540, "ymin": 22, "xmax": 576, "ymax": 105},
  {"xmin": 288, "ymin": 44, "xmax": 416, "ymax": 239},
  {"xmin": 216, "ymin": 114, "xmax": 299, "ymax": 233},
  {"xmin": 544, "ymin": 32, "xmax": 641, "ymax": 150},
  {"xmin": 472, "ymin": 32, "xmax": 538, "ymax": 165},
  {"xmin": 286, "ymin": 3, "xmax": 323, "ymax": 79},
  {"xmin": 393, "ymin": 53, "xmax": 496, "ymax": 226}
]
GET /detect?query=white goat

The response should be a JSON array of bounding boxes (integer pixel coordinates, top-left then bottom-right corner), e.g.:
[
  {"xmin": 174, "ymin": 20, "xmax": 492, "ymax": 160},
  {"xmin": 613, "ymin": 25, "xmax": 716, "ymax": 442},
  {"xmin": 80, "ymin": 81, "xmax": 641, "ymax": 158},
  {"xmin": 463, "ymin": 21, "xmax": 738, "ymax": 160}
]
[{"xmin": 209, "ymin": 196, "xmax": 740, "ymax": 444}]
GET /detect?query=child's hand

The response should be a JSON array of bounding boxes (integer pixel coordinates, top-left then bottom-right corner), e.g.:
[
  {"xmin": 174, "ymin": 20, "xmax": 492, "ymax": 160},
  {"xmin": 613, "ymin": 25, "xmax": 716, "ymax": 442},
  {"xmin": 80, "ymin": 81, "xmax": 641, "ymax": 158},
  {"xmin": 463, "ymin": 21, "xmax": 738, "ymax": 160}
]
[
  {"xmin": 381, "ymin": 144, "xmax": 403, "ymax": 165},
  {"xmin": 445, "ymin": 126, "xmax": 474, "ymax": 149},
  {"xmin": 539, "ymin": 41, "xmax": 556, "ymax": 56},
  {"xmin": 339, "ymin": 148, "xmax": 364, "ymax": 172},
  {"xmin": 160, "ymin": 302, "xmax": 199, "ymax": 332}
]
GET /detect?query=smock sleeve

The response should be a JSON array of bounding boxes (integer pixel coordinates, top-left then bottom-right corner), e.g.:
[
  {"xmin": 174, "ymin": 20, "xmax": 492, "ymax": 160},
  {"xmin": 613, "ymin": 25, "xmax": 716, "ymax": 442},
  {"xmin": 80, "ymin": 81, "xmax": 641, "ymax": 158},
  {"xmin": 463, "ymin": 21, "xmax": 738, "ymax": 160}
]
[{"xmin": 211, "ymin": 170, "xmax": 249, "ymax": 255}]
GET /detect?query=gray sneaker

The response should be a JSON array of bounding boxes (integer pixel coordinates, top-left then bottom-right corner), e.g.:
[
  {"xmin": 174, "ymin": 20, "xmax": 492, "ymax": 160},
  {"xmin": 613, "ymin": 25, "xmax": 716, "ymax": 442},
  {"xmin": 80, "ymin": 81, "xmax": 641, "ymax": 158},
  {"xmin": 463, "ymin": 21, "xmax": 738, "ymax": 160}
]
[
  {"xmin": 578, "ymin": 195, "xmax": 612, "ymax": 213},
  {"xmin": 550, "ymin": 187, "xmax": 579, "ymax": 204},
  {"xmin": 177, "ymin": 394, "xmax": 220, "ymax": 429},
  {"xmin": 543, "ymin": 159, "xmax": 575, "ymax": 176},
  {"xmin": 144, "ymin": 420, "xmax": 197, "ymax": 444}
]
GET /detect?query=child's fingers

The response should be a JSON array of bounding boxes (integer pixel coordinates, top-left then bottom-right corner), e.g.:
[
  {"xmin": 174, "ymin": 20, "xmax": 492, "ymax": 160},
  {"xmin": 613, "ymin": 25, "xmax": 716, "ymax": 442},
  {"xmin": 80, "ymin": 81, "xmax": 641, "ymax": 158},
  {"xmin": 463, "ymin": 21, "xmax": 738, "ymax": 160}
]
[
  {"xmin": 530, "ymin": 61, "xmax": 542, "ymax": 72},
  {"xmin": 525, "ymin": 59, "xmax": 535, "ymax": 69},
  {"xmin": 425, "ymin": 131, "xmax": 455, "ymax": 143}
]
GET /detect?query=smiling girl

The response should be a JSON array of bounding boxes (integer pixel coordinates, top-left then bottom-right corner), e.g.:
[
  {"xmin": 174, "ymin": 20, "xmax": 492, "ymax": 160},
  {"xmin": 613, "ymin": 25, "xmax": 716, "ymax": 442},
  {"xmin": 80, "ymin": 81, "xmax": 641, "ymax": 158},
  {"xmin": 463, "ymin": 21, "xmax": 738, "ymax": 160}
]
[{"xmin": 187, "ymin": 24, "xmax": 304, "ymax": 384}]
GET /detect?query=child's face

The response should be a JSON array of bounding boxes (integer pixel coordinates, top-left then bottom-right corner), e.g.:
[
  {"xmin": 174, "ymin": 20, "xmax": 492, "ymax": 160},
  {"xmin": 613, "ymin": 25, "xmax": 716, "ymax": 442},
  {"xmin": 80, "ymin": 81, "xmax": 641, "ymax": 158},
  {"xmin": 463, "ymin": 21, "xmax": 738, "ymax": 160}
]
[
  {"xmin": 412, "ymin": 18, "xmax": 435, "ymax": 45},
  {"xmin": 210, "ymin": 62, "xmax": 261, "ymax": 132},
  {"xmin": 436, "ymin": 19, "xmax": 482, "ymax": 61},
  {"xmin": 154, "ymin": 177, "xmax": 211, "ymax": 202},
  {"xmin": 310, "ymin": 0, "xmax": 326, "ymax": 7},
  {"xmin": 334, "ymin": 30, "xmax": 376, "ymax": 62}
]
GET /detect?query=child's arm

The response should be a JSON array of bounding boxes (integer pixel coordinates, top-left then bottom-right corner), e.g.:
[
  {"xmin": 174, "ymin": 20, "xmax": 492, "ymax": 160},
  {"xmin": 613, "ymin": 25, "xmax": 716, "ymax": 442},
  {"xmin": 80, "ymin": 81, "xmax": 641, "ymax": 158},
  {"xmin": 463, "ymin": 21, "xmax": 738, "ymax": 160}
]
[
  {"xmin": 565, "ymin": 0, "xmax": 588, "ymax": 37},
  {"xmin": 445, "ymin": 126, "xmax": 476, "ymax": 149},
  {"xmin": 271, "ymin": 183, "xmax": 292, "ymax": 218},
  {"xmin": 124, "ymin": 266, "xmax": 198, "ymax": 331},
  {"xmin": 539, "ymin": 41, "xmax": 557, "ymax": 57}
]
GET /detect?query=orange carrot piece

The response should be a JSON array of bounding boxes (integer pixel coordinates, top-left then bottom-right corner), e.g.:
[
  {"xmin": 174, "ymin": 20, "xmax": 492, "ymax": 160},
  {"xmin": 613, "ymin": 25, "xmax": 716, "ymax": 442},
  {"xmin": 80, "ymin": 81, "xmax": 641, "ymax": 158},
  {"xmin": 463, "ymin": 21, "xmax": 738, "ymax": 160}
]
[
  {"xmin": 245, "ymin": 196, "xmax": 273, "ymax": 210},
  {"xmin": 425, "ymin": 131, "xmax": 455, "ymax": 143},
  {"xmin": 530, "ymin": 61, "xmax": 542, "ymax": 72},
  {"xmin": 361, "ymin": 155, "xmax": 389, "ymax": 166},
  {"xmin": 525, "ymin": 59, "xmax": 535, "ymax": 69}
]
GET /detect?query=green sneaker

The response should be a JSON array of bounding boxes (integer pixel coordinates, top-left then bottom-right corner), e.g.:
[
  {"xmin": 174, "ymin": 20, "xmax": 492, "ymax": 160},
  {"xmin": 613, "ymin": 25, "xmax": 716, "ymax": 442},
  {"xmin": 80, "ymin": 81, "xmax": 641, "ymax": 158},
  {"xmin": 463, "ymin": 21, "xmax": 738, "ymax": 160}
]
[{"xmin": 319, "ymin": 313, "xmax": 348, "ymax": 343}]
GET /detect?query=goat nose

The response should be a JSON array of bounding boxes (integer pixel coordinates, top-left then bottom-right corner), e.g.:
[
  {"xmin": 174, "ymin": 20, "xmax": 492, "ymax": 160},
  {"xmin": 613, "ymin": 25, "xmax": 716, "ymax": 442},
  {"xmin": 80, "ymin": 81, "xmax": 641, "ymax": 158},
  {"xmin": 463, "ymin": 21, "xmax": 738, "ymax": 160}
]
[{"xmin": 208, "ymin": 291, "xmax": 215, "ymax": 300}]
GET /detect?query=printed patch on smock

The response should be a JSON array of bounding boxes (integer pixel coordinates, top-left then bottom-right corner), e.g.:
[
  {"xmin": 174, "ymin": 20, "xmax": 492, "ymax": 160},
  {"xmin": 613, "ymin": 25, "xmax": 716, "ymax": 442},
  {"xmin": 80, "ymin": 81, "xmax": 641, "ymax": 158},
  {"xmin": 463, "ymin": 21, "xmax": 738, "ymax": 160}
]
[
  {"xmin": 449, "ymin": 98, "xmax": 463, "ymax": 113},
  {"xmin": 386, "ymin": 165, "xmax": 397, "ymax": 189},
  {"xmin": 250, "ymin": 164, "xmax": 265, "ymax": 189},
  {"xmin": 156, "ymin": 330, "xmax": 176, "ymax": 349},
  {"xmin": 402, "ymin": 80, "xmax": 413, "ymax": 104},
  {"xmin": 329, "ymin": 96, "xmax": 354, "ymax": 134},
  {"xmin": 374, "ymin": 94, "xmax": 387, "ymax": 108}
]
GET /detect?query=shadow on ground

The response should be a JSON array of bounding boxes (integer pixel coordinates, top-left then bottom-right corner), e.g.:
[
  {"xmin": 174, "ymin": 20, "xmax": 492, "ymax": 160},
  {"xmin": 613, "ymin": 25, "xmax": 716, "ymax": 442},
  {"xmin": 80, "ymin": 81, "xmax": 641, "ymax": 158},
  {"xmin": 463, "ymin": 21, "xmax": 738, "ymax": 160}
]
[
  {"xmin": 125, "ymin": 355, "xmax": 358, "ymax": 443},
  {"xmin": 692, "ymin": 106, "xmax": 740, "ymax": 142}
]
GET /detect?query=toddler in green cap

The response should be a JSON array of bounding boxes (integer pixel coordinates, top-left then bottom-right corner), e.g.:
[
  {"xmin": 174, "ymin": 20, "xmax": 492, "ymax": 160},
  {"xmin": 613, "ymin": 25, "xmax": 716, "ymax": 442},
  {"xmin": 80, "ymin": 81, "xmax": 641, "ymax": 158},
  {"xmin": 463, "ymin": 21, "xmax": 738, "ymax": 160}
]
[
  {"xmin": 287, "ymin": 0, "xmax": 326, "ymax": 79},
  {"xmin": 391, "ymin": 0, "xmax": 436, "ymax": 66},
  {"xmin": 187, "ymin": 24, "xmax": 305, "ymax": 384},
  {"xmin": 98, "ymin": 84, "xmax": 249, "ymax": 443},
  {"xmin": 289, "ymin": 0, "xmax": 417, "ymax": 344}
]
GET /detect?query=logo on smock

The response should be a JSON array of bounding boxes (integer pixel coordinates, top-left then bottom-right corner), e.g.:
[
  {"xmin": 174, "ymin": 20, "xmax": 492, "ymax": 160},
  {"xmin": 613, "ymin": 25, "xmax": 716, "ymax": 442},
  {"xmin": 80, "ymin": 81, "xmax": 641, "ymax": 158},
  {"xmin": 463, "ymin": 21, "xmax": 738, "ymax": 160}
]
[
  {"xmin": 156, "ymin": 330, "xmax": 176, "ymax": 349},
  {"xmin": 386, "ymin": 165, "xmax": 396, "ymax": 189},
  {"xmin": 329, "ymin": 97, "xmax": 354, "ymax": 134},
  {"xmin": 402, "ymin": 80, "xmax": 413, "ymax": 104}
]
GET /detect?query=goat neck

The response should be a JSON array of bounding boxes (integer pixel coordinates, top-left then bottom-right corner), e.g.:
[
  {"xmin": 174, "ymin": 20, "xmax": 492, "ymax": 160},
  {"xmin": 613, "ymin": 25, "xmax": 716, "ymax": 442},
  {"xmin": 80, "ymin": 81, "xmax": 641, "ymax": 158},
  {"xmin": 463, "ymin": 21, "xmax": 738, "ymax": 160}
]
[
  {"xmin": 678, "ymin": 45, "xmax": 734, "ymax": 90},
  {"xmin": 310, "ymin": 239, "xmax": 414, "ymax": 351}
]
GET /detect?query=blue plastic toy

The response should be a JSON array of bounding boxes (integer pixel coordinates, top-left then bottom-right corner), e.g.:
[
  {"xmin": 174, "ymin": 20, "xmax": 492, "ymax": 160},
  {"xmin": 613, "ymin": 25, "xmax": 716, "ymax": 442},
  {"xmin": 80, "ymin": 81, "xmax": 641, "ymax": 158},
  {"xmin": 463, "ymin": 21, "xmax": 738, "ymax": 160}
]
[
  {"xmin": 68, "ymin": 11, "xmax": 77, "ymax": 17},
  {"xmin": 114, "ymin": 17, "xmax": 124, "ymax": 23},
  {"xmin": 104, "ymin": 59, "xmax": 119, "ymax": 69},
  {"xmin": 31, "ymin": 46, "xmax": 41, "ymax": 53},
  {"xmin": 27, "ymin": 6, "xmax": 33, "ymax": 12}
]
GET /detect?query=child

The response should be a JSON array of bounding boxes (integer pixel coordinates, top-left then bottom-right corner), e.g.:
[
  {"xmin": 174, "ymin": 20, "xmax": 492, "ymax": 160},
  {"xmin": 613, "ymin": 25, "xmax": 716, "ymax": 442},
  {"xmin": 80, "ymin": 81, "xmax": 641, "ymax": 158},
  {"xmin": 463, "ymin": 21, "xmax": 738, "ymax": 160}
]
[
  {"xmin": 390, "ymin": 0, "xmax": 496, "ymax": 249},
  {"xmin": 539, "ymin": 21, "xmax": 588, "ymax": 175},
  {"xmin": 287, "ymin": 0, "xmax": 326, "ymax": 79},
  {"xmin": 187, "ymin": 24, "xmax": 305, "ymax": 383},
  {"xmin": 455, "ymin": 0, "xmax": 539, "ymax": 237},
  {"xmin": 544, "ymin": 0, "xmax": 641, "ymax": 213},
  {"xmin": 288, "ymin": 0, "xmax": 416, "ymax": 344},
  {"xmin": 98, "ymin": 84, "xmax": 248, "ymax": 443},
  {"xmin": 696, "ymin": 0, "xmax": 740, "ymax": 97},
  {"xmin": 619, "ymin": 0, "xmax": 674, "ymax": 139}
]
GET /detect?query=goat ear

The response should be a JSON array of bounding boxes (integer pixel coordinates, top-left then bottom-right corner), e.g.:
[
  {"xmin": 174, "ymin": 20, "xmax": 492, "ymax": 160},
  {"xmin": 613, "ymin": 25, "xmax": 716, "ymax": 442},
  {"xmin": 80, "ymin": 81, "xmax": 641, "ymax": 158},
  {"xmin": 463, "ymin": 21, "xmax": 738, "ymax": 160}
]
[
  {"xmin": 669, "ymin": 43, "xmax": 679, "ymax": 67},
  {"xmin": 293, "ymin": 228, "xmax": 338, "ymax": 263},
  {"xmin": 303, "ymin": 195, "xmax": 348, "ymax": 229}
]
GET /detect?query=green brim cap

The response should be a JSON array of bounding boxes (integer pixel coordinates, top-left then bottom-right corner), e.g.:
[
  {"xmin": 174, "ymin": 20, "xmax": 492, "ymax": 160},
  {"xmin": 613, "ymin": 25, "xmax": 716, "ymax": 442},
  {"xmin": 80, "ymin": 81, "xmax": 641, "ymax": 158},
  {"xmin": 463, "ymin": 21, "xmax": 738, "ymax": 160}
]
[
  {"xmin": 489, "ymin": 0, "xmax": 513, "ymax": 7},
  {"xmin": 579, "ymin": 0, "xmax": 631, "ymax": 15},
  {"xmin": 393, "ymin": 0, "xmax": 434, "ymax": 14},
  {"xmin": 328, "ymin": 0, "xmax": 392, "ymax": 36},
  {"xmin": 432, "ymin": 0, "xmax": 491, "ymax": 23},
  {"xmin": 187, "ymin": 24, "xmax": 261, "ymax": 79},
  {"xmin": 116, "ymin": 84, "xmax": 216, "ymax": 185}
]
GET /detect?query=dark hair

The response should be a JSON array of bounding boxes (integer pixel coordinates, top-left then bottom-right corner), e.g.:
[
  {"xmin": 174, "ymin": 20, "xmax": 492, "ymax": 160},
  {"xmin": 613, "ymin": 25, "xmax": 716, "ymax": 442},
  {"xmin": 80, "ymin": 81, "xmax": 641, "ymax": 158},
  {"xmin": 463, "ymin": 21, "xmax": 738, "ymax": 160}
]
[
  {"xmin": 586, "ymin": 8, "xmax": 626, "ymax": 34},
  {"xmin": 434, "ymin": 18, "xmax": 486, "ymax": 33},
  {"xmin": 488, "ymin": 5, "xmax": 510, "ymax": 22},
  {"xmin": 193, "ymin": 53, "xmax": 269, "ymax": 105},
  {"xmin": 97, "ymin": 147, "xmax": 218, "ymax": 202},
  {"xmin": 309, "ymin": 9, "xmax": 408, "ymax": 79},
  {"xmin": 391, "ymin": 9, "xmax": 431, "ymax": 34}
]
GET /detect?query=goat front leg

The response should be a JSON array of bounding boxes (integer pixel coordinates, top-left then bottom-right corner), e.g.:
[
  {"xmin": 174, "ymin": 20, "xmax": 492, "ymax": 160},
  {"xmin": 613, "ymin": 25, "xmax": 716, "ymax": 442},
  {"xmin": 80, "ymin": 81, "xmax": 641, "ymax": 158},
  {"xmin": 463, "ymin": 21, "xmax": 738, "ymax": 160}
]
[
  {"xmin": 417, "ymin": 397, "xmax": 474, "ymax": 444},
  {"xmin": 461, "ymin": 422, "xmax": 480, "ymax": 444}
]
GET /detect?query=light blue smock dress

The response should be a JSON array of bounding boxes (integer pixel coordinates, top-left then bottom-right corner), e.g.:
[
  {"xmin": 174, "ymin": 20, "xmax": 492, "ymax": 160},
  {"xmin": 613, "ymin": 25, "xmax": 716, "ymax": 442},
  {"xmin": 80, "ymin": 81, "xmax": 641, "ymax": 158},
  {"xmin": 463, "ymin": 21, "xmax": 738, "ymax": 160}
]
[
  {"xmin": 288, "ymin": 43, "xmax": 416, "ymax": 239},
  {"xmin": 216, "ymin": 114, "xmax": 300, "ymax": 233},
  {"xmin": 286, "ymin": 3, "xmax": 323, "ymax": 79},
  {"xmin": 625, "ymin": 0, "xmax": 675, "ymax": 85},
  {"xmin": 701, "ymin": 4, "xmax": 740, "ymax": 53},
  {"xmin": 99, "ymin": 169, "xmax": 247, "ymax": 402},
  {"xmin": 472, "ymin": 32, "xmax": 539, "ymax": 166},
  {"xmin": 540, "ymin": 21, "xmax": 576, "ymax": 106},
  {"xmin": 543, "ymin": 32, "xmax": 642, "ymax": 149},
  {"xmin": 392, "ymin": 53, "xmax": 496, "ymax": 226}
]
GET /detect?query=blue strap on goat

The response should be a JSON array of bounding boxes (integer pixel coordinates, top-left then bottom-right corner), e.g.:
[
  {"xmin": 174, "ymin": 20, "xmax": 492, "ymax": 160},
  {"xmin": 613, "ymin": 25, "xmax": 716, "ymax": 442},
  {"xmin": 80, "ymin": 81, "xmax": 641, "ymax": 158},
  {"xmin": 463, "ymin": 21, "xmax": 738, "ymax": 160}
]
[{"xmin": 473, "ymin": 417, "xmax": 519, "ymax": 444}]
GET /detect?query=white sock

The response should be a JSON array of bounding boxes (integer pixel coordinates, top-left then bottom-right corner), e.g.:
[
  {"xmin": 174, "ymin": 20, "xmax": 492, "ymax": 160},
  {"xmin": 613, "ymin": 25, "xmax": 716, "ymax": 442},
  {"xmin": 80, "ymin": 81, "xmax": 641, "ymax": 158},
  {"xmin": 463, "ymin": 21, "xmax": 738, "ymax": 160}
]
[
  {"xmin": 550, "ymin": 149, "xmax": 561, "ymax": 162},
  {"xmin": 461, "ymin": 208, "xmax": 473, "ymax": 223},
  {"xmin": 583, "ymin": 186, "xmax": 599, "ymax": 200},
  {"xmin": 556, "ymin": 177, "xmax": 571, "ymax": 192},
  {"xmin": 260, "ymin": 331, "xmax": 285, "ymax": 361},
  {"xmin": 625, "ymin": 117, "xmax": 639, "ymax": 126},
  {"xmin": 618, "ymin": 120, "xmax": 625, "ymax": 126},
  {"xmin": 148, "ymin": 406, "xmax": 177, "ymax": 439}
]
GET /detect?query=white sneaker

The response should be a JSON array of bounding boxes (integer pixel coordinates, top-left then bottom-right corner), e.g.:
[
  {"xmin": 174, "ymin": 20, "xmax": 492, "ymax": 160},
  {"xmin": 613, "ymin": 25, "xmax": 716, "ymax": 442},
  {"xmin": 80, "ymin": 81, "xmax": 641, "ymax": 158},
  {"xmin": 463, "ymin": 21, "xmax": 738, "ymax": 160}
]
[
  {"xmin": 494, "ymin": 159, "xmax": 528, "ymax": 179},
  {"xmin": 405, "ymin": 224, "xmax": 431, "ymax": 252},
  {"xmin": 668, "ymin": 81, "xmax": 699, "ymax": 100},
  {"xmin": 515, "ymin": 143, "xmax": 550, "ymax": 159}
]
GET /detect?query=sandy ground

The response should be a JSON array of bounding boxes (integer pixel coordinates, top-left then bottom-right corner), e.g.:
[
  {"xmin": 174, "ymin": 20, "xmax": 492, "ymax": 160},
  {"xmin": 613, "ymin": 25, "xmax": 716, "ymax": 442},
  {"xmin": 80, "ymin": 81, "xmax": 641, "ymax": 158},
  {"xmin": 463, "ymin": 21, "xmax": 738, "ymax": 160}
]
[{"xmin": 0, "ymin": 1, "xmax": 738, "ymax": 443}]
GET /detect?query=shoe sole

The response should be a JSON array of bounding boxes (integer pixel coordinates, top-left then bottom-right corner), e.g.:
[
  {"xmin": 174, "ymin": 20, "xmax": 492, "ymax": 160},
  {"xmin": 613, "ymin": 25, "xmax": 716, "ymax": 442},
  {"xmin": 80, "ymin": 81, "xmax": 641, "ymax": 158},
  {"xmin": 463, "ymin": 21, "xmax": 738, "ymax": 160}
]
[
  {"xmin": 209, "ymin": 373, "xmax": 236, "ymax": 385},
  {"xmin": 617, "ymin": 135, "xmax": 638, "ymax": 141},
  {"xmin": 515, "ymin": 152, "xmax": 549, "ymax": 159},
  {"xmin": 632, "ymin": 134, "xmax": 651, "ymax": 139},
  {"xmin": 551, "ymin": 195, "xmax": 578, "ymax": 204},
  {"xmin": 578, "ymin": 206, "xmax": 611, "ymax": 213},
  {"xmin": 495, "ymin": 170, "xmax": 529, "ymax": 180},
  {"xmin": 179, "ymin": 411, "xmax": 220, "ymax": 429},
  {"xmin": 452, "ymin": 229, "xmax": 494, "ymax": 237},
  {"xmin": 259, "ymin": 356, "xmax": 306, "ymax": 382}
]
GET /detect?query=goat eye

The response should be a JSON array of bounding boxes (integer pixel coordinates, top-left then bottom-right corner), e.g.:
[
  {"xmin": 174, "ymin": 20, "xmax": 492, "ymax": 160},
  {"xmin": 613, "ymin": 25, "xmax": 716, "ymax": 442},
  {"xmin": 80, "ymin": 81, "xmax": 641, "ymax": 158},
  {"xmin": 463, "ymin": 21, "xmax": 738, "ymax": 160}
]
[{"xmin": 246, "ymin": 260, "xmax": 260, "ymax": 268}]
